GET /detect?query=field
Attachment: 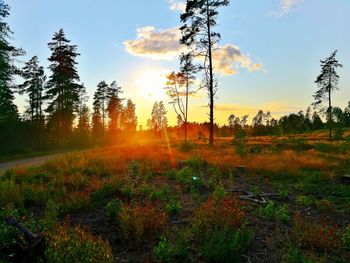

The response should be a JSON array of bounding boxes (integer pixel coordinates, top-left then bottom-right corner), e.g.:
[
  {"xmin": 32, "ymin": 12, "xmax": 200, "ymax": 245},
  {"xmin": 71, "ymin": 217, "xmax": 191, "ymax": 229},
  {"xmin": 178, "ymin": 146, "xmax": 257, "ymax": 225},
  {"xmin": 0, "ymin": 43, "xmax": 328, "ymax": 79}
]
[{"xmin": 1, "ymin": 132, "xmax": 350, "ymax": 263}]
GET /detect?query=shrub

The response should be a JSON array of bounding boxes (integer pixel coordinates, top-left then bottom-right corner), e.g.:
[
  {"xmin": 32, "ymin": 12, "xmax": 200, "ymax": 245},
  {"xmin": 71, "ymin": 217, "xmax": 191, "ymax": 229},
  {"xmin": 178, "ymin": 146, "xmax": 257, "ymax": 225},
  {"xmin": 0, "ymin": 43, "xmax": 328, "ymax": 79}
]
[
  {"xmin": 293, "ymin": 212, "xmax": 340, "ymax": 249},
  {"xmin": 342, "ymin": 225, "xmax": 350, "ymax": 250},
  {"xmin": 45, "ymin": 224, "xmax": 113, "ymax": 263},
  {"xmin": 105, "ymin": 199, "xmax": 123, "ymax": 222},
  {"xmin": 201, "ymin": 227, "xmax": 252, "ymax": 263},
  {"xmin": 120, "ymin": 202, "xmax": 167, "ymax": 240},
  {"xmin": 177, "ymin": 166, "xmax": 203, "ymax": 191},
  {"xmin": 193, "ymin": 197, "xmax": 244, "ymax": 233},
  {"xmin": 296, "ymin": 196, "xmax": 314, "ymax": 207},
  {"xmin": 60, "ymin": 192, "xmax": 91, "ymax": 214},
  {"xmin": 0, "ymin": 179, "xmax": 23, "ymax": 207},
  {"xmin": 153, "ymin": 236, "xmax": 174, "ymax": 263},
  {"xmin": 282, "ymin": 247, "xmax": 315, "ymax": 263},
  {"xmin": 260, "ymin": 201, "xmax": 290, "ymax": 223},
  {"xmin": 315, "ymin": 199, "xmax": 334, "ymax": 212},
  {"xmin": 165, "ymin": 199, "xmax": 181, "ymax": 215}
]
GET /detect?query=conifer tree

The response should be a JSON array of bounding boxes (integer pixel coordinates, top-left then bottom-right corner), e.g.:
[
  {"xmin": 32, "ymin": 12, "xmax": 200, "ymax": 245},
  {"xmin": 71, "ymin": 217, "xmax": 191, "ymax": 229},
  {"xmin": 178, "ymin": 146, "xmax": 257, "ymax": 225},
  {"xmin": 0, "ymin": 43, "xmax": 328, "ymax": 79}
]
[
  {"xmin": 19, "ymin": 56, "xmax": 46, "ymax": 125},
  {"xmin": 180, "ymin": 0, "xmax": 230, "ymax": 145},
  {"xmin": 46, "ymin": 29, "xmax": 81, "ymax": 138},
  {"xmin": 313, "ymin": 50, "xmax": 342, "ymax": 140},
  {"xmin": 0, "ymin": 1, "xmax": 24, "ymax": 123}
]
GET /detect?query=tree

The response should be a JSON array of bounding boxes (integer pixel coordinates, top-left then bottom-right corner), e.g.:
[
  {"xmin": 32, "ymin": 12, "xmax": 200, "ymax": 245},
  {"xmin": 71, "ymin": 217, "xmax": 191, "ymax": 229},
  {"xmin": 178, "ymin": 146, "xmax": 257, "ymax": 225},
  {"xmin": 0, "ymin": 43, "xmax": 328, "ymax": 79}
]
[
  {"xmin": 77, "ymin": 105, "xmax": 90, "ymax": 132},
  {"xmin": 148, "ymin": 101, "xmax": 168, "ymax": 137},
  {"xmin": 19, "ymin": 56, "xmax": 46, "ymax": 125},
  {"xmin": 0, "ymin": 1, "xmax": 24, "ymax": 123},
  {"xmin": 94, "ymin": 81, "xmax": 109, "ymax": 131},
  {"xmin": 46, "ymin": 29, "xmax": 81, "ymax": 138},
  {"xmin": 180, "ymin": 0, "xmax": 230, "ymax": 145},
  {"xmin": 313, "ymin": 50, "xmax": 342, "ymax": 141},
  {"xmin": 121, "ymin": 99, "xmax": 137, "ymax": 133},
  {"xmin": 106, "ymin": 81, "xmax": 123, "ymax": 134}
]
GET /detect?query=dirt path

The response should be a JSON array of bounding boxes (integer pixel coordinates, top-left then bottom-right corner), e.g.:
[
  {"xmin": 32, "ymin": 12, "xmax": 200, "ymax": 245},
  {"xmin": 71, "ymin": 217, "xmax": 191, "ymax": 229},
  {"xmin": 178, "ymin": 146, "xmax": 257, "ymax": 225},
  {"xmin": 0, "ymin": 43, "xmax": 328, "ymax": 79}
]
[{"xmin": 0, "ymin": 154, "xmax": 60, "ymax": 174}]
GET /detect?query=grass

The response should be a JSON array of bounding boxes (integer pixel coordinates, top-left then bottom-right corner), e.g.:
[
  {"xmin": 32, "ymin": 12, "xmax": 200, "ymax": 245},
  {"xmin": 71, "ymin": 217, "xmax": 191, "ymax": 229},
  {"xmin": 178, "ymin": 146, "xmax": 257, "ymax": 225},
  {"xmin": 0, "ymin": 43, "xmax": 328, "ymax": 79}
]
[{"xmin": 0, "ymin": 134, "xmax": 350, "ymax": 262}]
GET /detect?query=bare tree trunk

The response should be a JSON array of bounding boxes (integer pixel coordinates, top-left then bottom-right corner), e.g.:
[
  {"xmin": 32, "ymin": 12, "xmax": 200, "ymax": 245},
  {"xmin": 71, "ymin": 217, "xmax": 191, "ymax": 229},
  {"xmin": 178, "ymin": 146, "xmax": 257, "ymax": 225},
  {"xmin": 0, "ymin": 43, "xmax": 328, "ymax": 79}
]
[
  {"xmin": 185, "ymin": 76, "xmax": 189, "ymax": 142},
  {"xmin": 206, "ymin": 0, "xmax": 214, "ymax": 145},
  {"xmin": 329, "ymin": 87, "xmax": 332, "ymax": 141}
]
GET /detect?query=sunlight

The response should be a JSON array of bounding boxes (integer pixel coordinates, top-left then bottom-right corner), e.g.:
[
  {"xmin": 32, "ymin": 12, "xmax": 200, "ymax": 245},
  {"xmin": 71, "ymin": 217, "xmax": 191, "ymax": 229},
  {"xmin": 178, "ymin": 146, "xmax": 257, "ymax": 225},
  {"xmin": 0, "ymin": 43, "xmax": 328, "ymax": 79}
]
[{"xmin": 135, "ymin": 70, "xmax": 168, "ymax": 101}]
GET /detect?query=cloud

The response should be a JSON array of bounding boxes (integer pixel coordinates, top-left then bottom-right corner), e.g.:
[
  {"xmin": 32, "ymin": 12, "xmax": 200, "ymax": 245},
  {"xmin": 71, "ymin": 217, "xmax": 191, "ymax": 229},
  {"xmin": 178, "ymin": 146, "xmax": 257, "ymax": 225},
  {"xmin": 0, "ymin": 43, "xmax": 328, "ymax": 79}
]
[
  {"xmin": 212, "ymin": 44, "xmax": 263, "ymax": 75},
  {"xmin": 124, "ymin": 27, "xmax": 262, "ymax": 74},
  {"xmin": 124, "ymin": 26, "xmax": 186, "ymax": 60},
  {"xmin": 274, "ymin": 0, "xmax": 304, "ymax": 17},
  {"xmin": 167, "ymin": 0, "xmax": 186, "ymax": 13}
]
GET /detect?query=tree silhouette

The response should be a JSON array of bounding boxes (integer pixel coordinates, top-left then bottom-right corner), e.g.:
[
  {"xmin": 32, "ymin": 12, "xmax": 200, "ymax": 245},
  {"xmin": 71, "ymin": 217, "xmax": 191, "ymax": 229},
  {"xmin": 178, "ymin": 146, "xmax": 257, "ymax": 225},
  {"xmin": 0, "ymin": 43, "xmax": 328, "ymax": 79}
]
[
  {"xmin": 106, "ymin": 81, "xmax": 123, "ymax": 134},
  {"xmin": 148, "ymin": 101, "xmax": 168, "ymax": 137},
  {"xmin": 46, "ymin": 29, "xmax": 81, "ymax": 138},
  {"xmin": 180, "ymin": 0, "xmax": 230, "ymax": 145},
  {"xmin": 94, "ymin": 81, "xmax": 109, "ymax": 131},
  {"xmin": 313, "ymin": 50, "xmax": 342, "ymax": 141},
  {"xmin": 19, "ymin": 56, "xmax": 46, "ymax": 126},
  {"xmin": 0, "ymin": 1, "xmax": 24, "ymax": 123},
  {"xmin": 121, "ymin": 99, "xmax": 137, "ymax": 133}
]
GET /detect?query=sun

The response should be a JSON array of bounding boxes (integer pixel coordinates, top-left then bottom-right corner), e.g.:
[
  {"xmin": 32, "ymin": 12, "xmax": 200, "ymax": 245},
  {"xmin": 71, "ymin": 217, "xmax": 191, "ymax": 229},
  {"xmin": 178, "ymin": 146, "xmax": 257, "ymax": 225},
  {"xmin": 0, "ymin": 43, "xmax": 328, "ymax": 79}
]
[{"xmin": 135, "ymin": 70, "xmax": 168, "ymax": 101}]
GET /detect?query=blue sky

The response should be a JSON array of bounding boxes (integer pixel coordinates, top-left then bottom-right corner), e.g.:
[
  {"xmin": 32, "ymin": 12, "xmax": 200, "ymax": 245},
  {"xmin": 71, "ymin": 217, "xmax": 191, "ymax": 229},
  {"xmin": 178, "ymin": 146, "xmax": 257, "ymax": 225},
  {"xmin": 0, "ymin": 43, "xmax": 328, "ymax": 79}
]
[{"xmin": 7, "ymin": 0, "xmax": 350, "ymax": 126}]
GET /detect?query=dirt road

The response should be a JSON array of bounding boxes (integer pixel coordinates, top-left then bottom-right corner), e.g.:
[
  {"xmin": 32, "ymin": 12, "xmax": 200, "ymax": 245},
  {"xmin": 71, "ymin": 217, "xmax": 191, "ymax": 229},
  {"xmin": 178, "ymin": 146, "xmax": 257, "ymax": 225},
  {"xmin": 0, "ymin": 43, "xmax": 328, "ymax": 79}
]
[{"xmin": 0, "ymin": 154, "xmax": 60, "ymax": 174}]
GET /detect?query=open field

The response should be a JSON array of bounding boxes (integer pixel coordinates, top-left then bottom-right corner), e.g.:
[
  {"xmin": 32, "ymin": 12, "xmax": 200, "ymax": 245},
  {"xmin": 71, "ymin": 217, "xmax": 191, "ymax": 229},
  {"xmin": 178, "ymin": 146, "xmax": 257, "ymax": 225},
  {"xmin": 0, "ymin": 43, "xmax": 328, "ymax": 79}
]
[{"xmin": 1, "ymin": 132, "xmax": 350, "ymax": 263}]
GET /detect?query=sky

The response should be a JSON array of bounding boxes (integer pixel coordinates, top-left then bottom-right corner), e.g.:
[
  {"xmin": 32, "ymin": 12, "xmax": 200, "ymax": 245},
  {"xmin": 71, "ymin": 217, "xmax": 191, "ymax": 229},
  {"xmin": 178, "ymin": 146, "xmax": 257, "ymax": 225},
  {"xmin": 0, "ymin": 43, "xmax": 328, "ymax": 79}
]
[{"xmin": 6, "ymin": 0, "xmax": 350, "ymax": 127}]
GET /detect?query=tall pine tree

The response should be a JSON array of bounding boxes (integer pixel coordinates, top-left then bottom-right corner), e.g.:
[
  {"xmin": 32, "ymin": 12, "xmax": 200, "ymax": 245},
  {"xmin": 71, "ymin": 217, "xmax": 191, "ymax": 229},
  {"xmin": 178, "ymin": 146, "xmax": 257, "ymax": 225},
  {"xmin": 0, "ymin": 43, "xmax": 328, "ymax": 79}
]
[
  {"xmin": 0, "ymin": 1, "xmax": 24, "ymax": 123},
  {"xmin": 180, "ymin": 0, "xmax": 230, "ymax": 145},
  {"xmin": 19, "ymin": 56, "xmax": 46, "ymax": 125},
  {"xmin": 46, "ymin": 29, "xmax": 80, "ymax": 138}
]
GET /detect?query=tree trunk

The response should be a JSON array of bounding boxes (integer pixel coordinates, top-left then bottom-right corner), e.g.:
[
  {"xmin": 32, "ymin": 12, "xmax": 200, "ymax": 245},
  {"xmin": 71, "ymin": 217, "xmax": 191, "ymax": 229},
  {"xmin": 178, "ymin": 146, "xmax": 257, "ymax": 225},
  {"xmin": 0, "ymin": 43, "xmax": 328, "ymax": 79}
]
[
  {"xmin": 329, "ymin": 87, "xmax": 332, "ymax": 141},
  {"xmin": 185, "ymin": 76, "xmax": 189, "ymax": 142},
  {"xmin": 206, "ymin": 0, "xmax": 214, "ymax": 145}
]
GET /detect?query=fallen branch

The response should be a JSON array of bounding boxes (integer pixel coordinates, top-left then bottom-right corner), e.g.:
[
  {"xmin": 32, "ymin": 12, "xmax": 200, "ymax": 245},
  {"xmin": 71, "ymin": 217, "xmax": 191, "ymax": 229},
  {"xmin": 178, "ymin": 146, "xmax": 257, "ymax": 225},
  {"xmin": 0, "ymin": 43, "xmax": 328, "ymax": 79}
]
[{"xmin": 228, "ymin": 189, "xmax": 280, "ymax": 204}]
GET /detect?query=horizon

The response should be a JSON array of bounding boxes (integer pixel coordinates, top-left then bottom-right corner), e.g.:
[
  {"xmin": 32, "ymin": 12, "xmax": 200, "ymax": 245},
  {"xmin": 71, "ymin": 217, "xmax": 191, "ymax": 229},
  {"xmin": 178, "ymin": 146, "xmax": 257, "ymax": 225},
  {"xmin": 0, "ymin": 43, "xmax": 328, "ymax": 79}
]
[{"xmin": 7, "ymin": 0, "xmax": 350, "ymax": 127}]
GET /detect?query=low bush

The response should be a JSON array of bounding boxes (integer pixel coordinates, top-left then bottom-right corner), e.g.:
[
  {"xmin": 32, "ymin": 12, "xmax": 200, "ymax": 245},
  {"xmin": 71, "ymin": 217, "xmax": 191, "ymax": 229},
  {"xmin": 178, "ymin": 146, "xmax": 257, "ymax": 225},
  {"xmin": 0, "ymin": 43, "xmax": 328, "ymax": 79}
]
[
  {"xmin": 153, "ymin": 236, "xmax": 174, "ymax": 263},
  {"xmin": 165, "ymin": 199, "xmax": 181, "ymax": 215},
  {"xmin": 45, "ymin": 224, "xmax": 113, "ymax": 263},
  {"xmin": 342, "ymin": 225, "xmax": 350, "ymax": 250},
  {"xmin": 120, "ymin": 202, "xmax": 167, "ymax": 240},
  {"xmin": 259, "ymin": 201, "xmax": 290, "ymax": 223},
  {"xmin": 105, "ymin": 199, "xmax": 123, "ymax": 222},
  {"xmin": 200, "ymin": 227, "xmax": 252, "ymax": 263},
  {"xmin": 293, "ymin": 212, "xmax": 340, "ymax": 249}
]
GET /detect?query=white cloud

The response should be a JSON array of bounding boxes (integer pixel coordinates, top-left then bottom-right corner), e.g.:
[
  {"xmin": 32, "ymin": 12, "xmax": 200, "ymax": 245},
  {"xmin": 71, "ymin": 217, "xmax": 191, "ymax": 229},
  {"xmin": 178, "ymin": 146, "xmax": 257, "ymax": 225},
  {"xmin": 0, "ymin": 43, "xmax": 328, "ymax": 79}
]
[
  {"xmin": 124, "ymin": 27, "xmax": 262, "ymax": 75},
  {"xmin": 274, "ymin": 0, "xmax": 304, "ymax": 17},
  {"xmin": 124, "ymin": 26, "xmax": 186, "ymax": 60},
  {"xmin": 212, "ymin": 44, "xmax": 263, "ymax": 75},
  {"xmin": 167, "ymin": 0, "xmax": 186, "ymax": 13}
]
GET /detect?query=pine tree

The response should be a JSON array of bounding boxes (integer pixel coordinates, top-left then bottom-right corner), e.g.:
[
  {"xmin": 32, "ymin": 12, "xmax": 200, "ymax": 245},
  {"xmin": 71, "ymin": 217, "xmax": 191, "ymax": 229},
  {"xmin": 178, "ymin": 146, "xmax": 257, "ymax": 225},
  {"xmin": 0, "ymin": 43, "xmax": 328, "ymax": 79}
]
[
  {"xmin": 122, "ymin": 99, "xmax": 137, "ymax": 132},
  {"xmin": 19, "ymin": 56, "xmax": 46, "ymax": 125},
  {"xmin": 46, "ymin": 29, "xmax": 80, "ymax": 138},
  {"xmin": 94, "ymin": 81, "xmax": 109, "ymax": 131},
  {"xmin": 313, "ymin": 50, "xmax": 342, "ymax": 140},
  {"xmin": 180, "ymin": 0, "xmax": 230, "ymax": 145},
  {"xmin": 149, "ymin": 101, "xmax": 168, "ymax": 137},
  {"xmin": 106, "ymin": 81, "xmax": 123, "ymax": 134},
  {"xmin": 0, "ymin": 1, "xmax": 24, "ymax": 123}
]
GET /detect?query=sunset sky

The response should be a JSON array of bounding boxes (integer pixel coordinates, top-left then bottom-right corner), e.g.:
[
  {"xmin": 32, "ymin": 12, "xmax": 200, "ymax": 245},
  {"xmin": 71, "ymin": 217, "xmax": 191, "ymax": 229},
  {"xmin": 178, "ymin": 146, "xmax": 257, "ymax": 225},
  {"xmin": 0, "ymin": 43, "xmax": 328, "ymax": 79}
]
[{"xmin": 8, "ymin": 0, "xmax": 350, "ymax": 127}]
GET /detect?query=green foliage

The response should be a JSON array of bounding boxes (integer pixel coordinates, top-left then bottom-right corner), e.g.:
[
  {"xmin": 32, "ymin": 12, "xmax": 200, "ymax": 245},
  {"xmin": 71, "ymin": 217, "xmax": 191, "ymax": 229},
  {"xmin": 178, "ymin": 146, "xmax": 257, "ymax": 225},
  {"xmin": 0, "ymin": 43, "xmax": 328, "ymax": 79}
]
[
  {"xmin": 213, "ymin": 185, "xmax": 226, "ymax": 200},
  {"xmin": 260, "ymin": 201, "xmax": 290, "ymax": 223},
  {"xmin": 342, "ymin": 225, "xmax": 350, "ymax": 250},
  {"xmin": 279, "ymin": 189, "xmax": 289, "ymax": 200},
  {"xmin": 45, "ymin": 224, "xmax": 113, "ymax": 263},
  {"xmin": 177, "ymin": 166, "xmax": 203, "ymax": 191},
  {"xmin": 43, "ymin": 199, "xmax": 59, "ymax": 233},
  {"xmin": 282, "ymin": 247, "xmax": 315, "ymax": 263},
  {"xmin": 150, "ymin": 185, "xmax": 171, "ymax": 201},
  {"xmin": 165, "ymin": 199, "xmax": 181, "ymax": 215},
  {"xmin": 296, "ymin": 196, "xmax": 314, "ymax": 207},
  {"xmin": 0, "ymin": 179, "xmax": 23, "ymax": 207},
  {"xmin": 153, "ymin": 236, "xmax": 174, "ymax": 263},
  {"xmin": 105, "ymin": 199, "xmax": 123, "ymax": 222},
  {"xmin": 201, "ymin": 227, "xmax": 252, "ymax": 263}
]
